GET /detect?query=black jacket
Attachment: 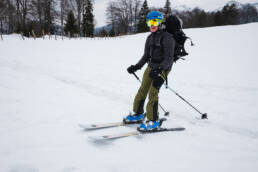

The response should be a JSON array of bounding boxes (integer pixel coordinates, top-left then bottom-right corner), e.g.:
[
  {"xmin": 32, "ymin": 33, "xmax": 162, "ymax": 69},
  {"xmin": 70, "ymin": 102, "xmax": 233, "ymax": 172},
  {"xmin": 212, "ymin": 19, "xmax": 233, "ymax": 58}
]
[{"xmin": 136, "ymin": 30, "xmax": 175, "ymax": 71}]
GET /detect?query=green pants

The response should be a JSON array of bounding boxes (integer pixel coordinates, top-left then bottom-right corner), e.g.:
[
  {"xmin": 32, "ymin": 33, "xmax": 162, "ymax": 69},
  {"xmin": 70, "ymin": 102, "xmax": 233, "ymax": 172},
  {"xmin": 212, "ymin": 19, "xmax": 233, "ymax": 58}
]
[{"xmin": 133, "ymin": 66, "xmax": 169, "ymax": 121}]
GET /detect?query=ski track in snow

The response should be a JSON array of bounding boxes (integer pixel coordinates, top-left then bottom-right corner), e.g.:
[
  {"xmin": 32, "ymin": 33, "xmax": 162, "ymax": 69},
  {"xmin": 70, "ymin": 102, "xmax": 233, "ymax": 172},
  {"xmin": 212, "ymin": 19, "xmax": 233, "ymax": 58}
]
[
  {"xmin": 1, "ymin": 23, "xmax": 258, "ymax": 172},
  {"xmin": 52, "ymin": 76, "xmax": 131, "ymax": 105}
]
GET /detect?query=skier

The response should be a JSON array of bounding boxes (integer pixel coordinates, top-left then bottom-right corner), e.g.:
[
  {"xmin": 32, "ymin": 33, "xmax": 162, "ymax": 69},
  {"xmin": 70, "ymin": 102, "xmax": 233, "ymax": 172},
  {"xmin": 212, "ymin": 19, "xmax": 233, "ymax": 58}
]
[{"xmin": 124, "ymin": 11, "xmax": 176, "ymax": 131}]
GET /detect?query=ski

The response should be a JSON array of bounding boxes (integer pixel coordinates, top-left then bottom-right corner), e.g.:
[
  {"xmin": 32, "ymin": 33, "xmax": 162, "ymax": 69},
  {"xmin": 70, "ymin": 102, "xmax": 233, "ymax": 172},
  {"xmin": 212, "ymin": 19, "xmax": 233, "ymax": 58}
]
[
  {"xmin": 79, "ymin": 122, "xmax": 125, "ymax": 130},
  {"xmin": 89, "ymin": 131, "xmax": 139, "ymax": 140},
  {"xmin": 89, "ymin": 127, "xmax": 185, "ymax": 141},
  {"xmin": 78, "ymin": 121, "xmax": 142, "ymax": 130}
]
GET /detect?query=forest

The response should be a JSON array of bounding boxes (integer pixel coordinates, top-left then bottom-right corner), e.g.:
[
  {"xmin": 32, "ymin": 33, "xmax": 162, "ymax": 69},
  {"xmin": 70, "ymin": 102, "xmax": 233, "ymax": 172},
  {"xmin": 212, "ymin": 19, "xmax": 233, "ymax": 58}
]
[{"xmin": 0, "ymin": 0, "xmax": 257, "ymax": 37}]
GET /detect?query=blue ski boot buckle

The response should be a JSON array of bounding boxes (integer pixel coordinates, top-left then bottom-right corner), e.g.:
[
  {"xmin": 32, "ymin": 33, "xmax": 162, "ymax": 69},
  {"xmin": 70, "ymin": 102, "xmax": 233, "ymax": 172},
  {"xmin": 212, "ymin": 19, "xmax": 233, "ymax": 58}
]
[
  {"xmin": 123, "ymin": 113, "xmax": 146, "ymax": 124},
  {"xmin": 137, "ymin": 118, "xmax": 167, "ymax": 132}
]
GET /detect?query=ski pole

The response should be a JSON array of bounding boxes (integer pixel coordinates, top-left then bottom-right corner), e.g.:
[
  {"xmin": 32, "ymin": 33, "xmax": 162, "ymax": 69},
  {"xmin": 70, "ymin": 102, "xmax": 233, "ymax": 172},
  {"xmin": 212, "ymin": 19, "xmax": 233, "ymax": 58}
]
[
  {"xmin": 160, "ymin": 74, "xmax": 208, "ymax": 119},
  {"xmin": 132, "ymin": 73, "xmax": 170, "ymax": 116}
]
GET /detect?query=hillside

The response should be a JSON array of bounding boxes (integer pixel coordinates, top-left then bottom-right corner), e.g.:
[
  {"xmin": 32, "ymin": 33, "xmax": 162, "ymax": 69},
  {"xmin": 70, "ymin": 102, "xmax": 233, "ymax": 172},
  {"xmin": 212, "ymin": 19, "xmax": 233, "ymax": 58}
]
[{"xmin": 0, "ymin": 23, "xmax": 258, "ymax": 172}]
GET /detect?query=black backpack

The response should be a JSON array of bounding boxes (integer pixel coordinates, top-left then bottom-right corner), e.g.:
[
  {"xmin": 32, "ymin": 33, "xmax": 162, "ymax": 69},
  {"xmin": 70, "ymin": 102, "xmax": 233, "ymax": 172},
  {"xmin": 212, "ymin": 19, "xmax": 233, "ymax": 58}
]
[{"xmin": 163, "ymin": 15, "xmax": 194, "ymax": 62}]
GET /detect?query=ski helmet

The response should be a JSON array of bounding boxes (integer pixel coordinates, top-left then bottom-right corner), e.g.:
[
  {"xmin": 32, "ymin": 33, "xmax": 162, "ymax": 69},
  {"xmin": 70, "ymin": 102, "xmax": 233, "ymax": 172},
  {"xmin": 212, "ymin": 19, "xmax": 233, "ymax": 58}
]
[{"xmin": 146, "ymin": 11, "xmax": 164, "ymax": 21}]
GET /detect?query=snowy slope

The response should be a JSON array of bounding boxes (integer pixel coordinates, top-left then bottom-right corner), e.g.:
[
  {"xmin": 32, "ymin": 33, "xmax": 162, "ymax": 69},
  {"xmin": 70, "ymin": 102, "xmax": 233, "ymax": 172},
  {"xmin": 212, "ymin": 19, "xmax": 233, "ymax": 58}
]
[{"xmin": 1, "ymin": 23, "xmax": 258, "ymax": 172}]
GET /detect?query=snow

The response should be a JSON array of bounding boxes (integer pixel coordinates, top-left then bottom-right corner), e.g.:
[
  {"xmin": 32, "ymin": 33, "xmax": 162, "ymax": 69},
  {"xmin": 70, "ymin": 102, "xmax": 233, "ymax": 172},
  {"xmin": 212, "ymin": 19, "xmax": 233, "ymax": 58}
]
[{"xmin": 1, "ymin": 23, "xmax": 258, "ymax": 172}]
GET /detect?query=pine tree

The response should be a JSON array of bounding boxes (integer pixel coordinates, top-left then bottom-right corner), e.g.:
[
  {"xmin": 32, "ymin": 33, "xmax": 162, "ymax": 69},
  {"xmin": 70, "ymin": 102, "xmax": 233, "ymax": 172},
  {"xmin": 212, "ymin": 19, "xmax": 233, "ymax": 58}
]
[
  {"xmin": 64, "ymin": 11, "xmax": 78, "ymax": 37},
  {"xmin": 198, "ymin": 10, "xmax": 208, "ymax": 27},
  {"xmin": 164, "ymin": 0, "xmax": 172, "ymax": 17},
  {"xmin": 137, "ymin": 0, "xmax": 149, "ymax": 33},
  {"xmin": 82, "ymin": 0, "xmax": 94, "ymax": 37},
  {"xmin": 222, "ymin": 4, "xmax": 239, "ymax": 25},
  {"xmin": 214, "ymin": 11, "xmax": 223, "ymax": 26}
]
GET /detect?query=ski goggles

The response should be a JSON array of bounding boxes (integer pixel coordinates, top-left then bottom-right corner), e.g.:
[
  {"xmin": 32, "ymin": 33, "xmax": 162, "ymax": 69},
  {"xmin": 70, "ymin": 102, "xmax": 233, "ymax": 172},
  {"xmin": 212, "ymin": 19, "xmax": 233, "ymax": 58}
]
[{"xmin": 146, "ymin": 19, "xmax": 162, "ymax": 27}]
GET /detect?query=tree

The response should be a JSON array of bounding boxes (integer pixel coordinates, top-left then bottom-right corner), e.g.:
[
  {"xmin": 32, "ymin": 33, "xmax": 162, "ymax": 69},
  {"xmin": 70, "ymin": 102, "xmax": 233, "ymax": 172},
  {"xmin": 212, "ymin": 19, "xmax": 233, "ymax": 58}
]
[
  {"xmin": 59, "ymin": 0, "xmax": 77, "ymax": 35},
  {"xmin": 64, "ymin": 11, "xmax": 78, "ymax": 37},
  {"xmin": 30, "ymin": 0, "xmax": 44, "ymax": 25},
  {"xmin": 29, "ymin": 0, "xmax": 44, "ymax": 35},
  {"xmin": 137, "ymin": 0, "xmax": 149, "ymax": 33},
  {"xmin": 60, "ymin": 0, "xmax": 70, "ymax": 35},
  {"xmin": 106, "ymin": 0, "xmax": 141, "ymax": 35},
  {"xmin": 75, "ymin": 0, "xmax": 88, "ymax": 35},
  {"xmin": 191, "ymin": 8, "xmax": 207, "ymax": 28},
  {"xmin": 111, "ymin": 0, "xmax": 130, "ymax": 34},
  {"xmin": 163, "ymin": 0, "xmax": 172, "ymax": 17},
  {"xmin": 42, "ymin": 0, "xmax": 57, "ymax": 33},
  {"xmin": 221, "ymin": 4, "xmax": 239, "ymax": 25},
  {"xmin": 0, "ymin": 1, "xmax": 17, "ymax": 34},
  {"xmin": 109, "ymin": 27, "xmax": 116, "ymax": 37},
  {"xmin": 241, "ymin": 4, "xmax": 258, "ymax": 23},
  {"xmin": 14, "ymin": 0, "xmax": 31, "ymax": 35},
  {"xmin": 106, "ymin": 2, "xmax": 116, "ymax": 33},
  {"xmin": 214, "ymin": 11, "xmax": 223, "ymax": 26},
  {"xmin": 0, "ymin": 1, "xmax": 6, "ymax": 33},
  {"xmin": 82, "ymin": 0, "xmax": 94, "ymax": 37},
  {"xmin": 133, "ymin": 0, "xmax": 141, "ymax": 32}
]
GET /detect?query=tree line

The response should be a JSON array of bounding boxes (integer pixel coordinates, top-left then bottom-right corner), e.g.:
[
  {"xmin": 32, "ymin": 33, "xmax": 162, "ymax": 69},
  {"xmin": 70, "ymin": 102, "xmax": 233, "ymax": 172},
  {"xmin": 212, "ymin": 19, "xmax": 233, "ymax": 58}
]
[
  {"xmin": 175, "ymin": 3, "xmax": 258, "ymax": 29},
  {"xmin": 0, "ymin": 0, "xmax": 94, "ymax": 37},
  {"xmin": 104, "ymin": 0, "xmax": 258, "ymax": 36},
  {"xmin": 0, "ymin": 0, "xmax": 257, "ymax": 37}
]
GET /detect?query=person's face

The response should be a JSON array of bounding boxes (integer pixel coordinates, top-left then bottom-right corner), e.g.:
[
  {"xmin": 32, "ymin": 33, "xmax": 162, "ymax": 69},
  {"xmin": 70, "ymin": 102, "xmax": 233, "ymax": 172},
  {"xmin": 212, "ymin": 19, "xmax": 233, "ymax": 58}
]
[
  {"xmin": 147, "ymin": 19, "xmax": 161, "ymax": 32},
  {"xmin": 150, "ymin": 26, "xmax": 158, "ymax": 32}
]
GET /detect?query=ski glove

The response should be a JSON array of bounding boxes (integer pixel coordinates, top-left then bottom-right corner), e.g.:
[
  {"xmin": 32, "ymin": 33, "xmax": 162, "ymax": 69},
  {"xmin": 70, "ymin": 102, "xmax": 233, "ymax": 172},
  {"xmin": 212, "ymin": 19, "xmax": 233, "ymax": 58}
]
[
  {"xmin": 149, "ymin": 67, "xmax": 162, "ymax": 80},
  {"xmin": 127, "ymin": 65, "xmax": 140, "ymax": 74}
]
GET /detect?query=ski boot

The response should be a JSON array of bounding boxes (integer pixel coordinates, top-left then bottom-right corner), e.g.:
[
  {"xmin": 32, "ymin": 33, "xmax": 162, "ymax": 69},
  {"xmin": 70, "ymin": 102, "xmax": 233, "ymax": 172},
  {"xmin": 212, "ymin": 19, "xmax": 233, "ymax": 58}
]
[
  {"xmin": 137, "ymin": 118, "xmax": 167, "ymax": 133},
  {"xmin": 123, "ymin": 112, "xmax": 146, "ymax": 124}
]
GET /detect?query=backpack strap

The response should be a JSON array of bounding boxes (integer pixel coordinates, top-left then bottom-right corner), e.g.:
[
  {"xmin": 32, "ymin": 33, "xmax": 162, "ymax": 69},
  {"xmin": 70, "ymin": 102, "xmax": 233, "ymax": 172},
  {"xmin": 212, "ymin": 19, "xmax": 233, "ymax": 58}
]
[
  {"xmin": 188, "ymin": 36, "xmax": 195, "ymax": 46},
  {"xmin": 157, "ymin": 31, "xmax": 167, "ymax": 53},
  {"xmin": 165, "ymin": 71, "xmax": 168, "ymax": 89}
]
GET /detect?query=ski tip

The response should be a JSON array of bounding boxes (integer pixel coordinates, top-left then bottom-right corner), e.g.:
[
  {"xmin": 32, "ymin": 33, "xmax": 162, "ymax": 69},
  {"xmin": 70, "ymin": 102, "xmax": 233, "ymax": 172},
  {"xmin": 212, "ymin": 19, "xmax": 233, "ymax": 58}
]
[
  {"xmin": 88, "ymin": 136, "xmax": 111, "ymax": 144},
  {"xmin": 78, "ymin": 124, "xmax": 95, "ymax": 130},
  {"xmin": 88, "ymin": 135, "xmax": 121, "ymax": 144},
  {"xmin": 88, "ymin": 136, "xmax": 105, "ymax": 141},
  {"xmin": 172, "ymin": 127, "xmax": 186, "ymax": 131}
]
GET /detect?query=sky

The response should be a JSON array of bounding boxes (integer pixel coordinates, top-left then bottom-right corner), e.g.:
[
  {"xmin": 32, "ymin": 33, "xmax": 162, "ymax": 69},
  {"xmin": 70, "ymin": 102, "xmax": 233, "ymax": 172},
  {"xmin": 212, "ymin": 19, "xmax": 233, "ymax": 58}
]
[{"xmin": 93, "ymin": 0, "xmax": 257, "ymax": 27}]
